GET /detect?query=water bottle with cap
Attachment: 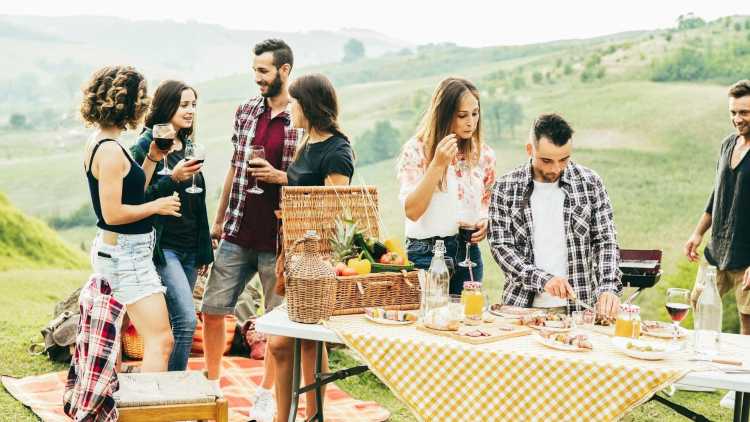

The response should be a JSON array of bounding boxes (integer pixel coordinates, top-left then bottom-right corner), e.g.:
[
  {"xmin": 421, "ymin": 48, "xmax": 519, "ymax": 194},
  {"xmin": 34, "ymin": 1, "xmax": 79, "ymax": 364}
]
[
  {"xmin": 425, "ymin": 240, "xmax": 450, "ymax": 314},
  {"xmin": 693, "ymin": 266, "xmax": 722, "ymax": 357}
]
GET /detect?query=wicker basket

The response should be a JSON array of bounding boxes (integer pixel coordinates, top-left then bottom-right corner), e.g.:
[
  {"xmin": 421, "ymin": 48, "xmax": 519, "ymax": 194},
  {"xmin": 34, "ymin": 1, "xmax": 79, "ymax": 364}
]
[
  {"xmin": 285, "ymin": 230, "xmax": 338, "ymax": 323},
  {"xmin": 122, "ymin": 324, "xmax": 144, "ymax": 360},
  {"xmin": 281, "ymin": 186, "xmax": 420, "ymax": 315}
]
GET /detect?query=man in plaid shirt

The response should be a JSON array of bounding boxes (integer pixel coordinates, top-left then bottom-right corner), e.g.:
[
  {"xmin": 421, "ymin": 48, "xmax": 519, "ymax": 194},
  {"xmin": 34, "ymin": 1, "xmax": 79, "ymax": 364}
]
[
  {"xmin": 200, "ymin": 39, "xmax": 297, "ymax": 421},
  {"xmin": 488, "ymin": 113, "xmax": 622, "ymax": 317}
]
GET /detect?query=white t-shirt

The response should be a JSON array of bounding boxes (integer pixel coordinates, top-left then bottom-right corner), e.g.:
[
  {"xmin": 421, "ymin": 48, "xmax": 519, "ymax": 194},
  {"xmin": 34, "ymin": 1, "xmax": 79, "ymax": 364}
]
[{"xmin": 529, "ymin": 180, "xmax": 569, "ymax": 308}]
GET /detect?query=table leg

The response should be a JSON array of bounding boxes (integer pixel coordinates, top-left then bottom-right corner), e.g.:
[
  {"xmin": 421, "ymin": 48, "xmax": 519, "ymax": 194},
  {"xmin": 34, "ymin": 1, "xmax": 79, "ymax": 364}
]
[
  {"xmin": 734, "ymin": 391, "xmax": 750, "ymax": 422},
  {"xmin": 742, "ymin": 391, "xmax": 750, "ymax": 422},
  {"xmin": 314, "ymin": 341, "xmax": 324, "ymax": 422},
  {"xmin": 288, "ymin": 338, "xmax": 302, "ymax": 422}
]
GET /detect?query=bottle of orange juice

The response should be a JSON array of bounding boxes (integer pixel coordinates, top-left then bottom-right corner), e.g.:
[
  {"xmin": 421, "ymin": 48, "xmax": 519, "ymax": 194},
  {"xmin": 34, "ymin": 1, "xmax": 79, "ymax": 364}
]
[{"xmin": 462, "ymin": 282, "xmax": 484, "ymax": 325}]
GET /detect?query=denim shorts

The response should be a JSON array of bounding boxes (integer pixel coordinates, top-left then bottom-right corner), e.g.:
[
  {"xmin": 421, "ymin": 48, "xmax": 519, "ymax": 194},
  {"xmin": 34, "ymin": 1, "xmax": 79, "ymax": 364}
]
[{"xmin": 90, "ymin": 230, "xmax": 166, "ymax": 305}]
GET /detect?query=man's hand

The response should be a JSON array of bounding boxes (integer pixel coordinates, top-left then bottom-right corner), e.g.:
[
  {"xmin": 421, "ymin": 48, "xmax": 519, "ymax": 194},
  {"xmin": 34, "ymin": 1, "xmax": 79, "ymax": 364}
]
[
  {"xmin": 197, "ymin": 264, "xmax": 210, "ymax": 277},
  {"xmin": 544, "ymin": 276, "xmax": 575, "ymax": 299},
  {"xmin": 211, "ymin": 222, "xmax": 222, "ymax": 249},
  {"xmin": 596, "ymin": 292, "xmax": 620, "ymax": 318},
  {"xmin": 743, "ymin": 267, "xmax": 750, "ymax": 291},
  {"xmin": 684, "ymin": 232, "xmax": 703, "ymax": 262},
  {"xmin": 250, "ymin": 158, "xmax": 286, "ymax": 185}
]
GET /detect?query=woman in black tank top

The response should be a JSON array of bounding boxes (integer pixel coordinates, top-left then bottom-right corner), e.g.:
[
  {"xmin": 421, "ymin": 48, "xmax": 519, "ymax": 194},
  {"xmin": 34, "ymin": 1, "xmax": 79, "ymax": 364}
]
[{"xmin": 79, "ymin": 66, "xmax": 181, "ymax": 373}]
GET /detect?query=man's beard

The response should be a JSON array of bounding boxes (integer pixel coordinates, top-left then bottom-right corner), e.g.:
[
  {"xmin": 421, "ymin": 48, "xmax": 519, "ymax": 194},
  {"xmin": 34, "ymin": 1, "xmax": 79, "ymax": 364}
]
[{"xmin": 260, "ymin": 73, "xmax": 282, "ymax": 98}]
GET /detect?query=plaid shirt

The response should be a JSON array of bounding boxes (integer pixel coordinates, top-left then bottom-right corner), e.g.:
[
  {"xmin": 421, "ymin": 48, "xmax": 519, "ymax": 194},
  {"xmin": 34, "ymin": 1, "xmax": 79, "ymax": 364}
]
[
  {"xmin": 63, "ymin": 275, "xmax": 125, "ymax": 422},
  {"xmin": 488, "ymin": 161, "xmax": 622, "ymax": 308},
  {"xmin": 223, "ymin": 97, "xmax": 298, "ymax": 239}
]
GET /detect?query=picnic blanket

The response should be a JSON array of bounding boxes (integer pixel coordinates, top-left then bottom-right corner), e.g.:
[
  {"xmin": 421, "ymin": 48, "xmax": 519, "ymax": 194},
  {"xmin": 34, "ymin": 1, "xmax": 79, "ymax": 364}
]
[
  {"xmin": 325, "ymin": 315, "xmax": 703, "ymax": 422},
  {"xmin": 2, "ymin": 356, "xmax": 390, "ymax": 422}
]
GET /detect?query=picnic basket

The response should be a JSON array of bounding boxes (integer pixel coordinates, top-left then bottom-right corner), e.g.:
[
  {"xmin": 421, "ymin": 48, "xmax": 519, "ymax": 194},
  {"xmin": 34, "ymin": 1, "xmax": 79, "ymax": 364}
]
[{"xmin": 281, "ymin": 185, "xmax": 420, "ymax": 316}]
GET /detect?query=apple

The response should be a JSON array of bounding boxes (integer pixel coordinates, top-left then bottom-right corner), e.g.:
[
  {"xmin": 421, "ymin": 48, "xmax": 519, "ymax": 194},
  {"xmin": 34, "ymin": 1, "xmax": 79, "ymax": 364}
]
[
  {"xmin": 341, "ymin": 267, "xmax": 358, "ymax": 277},
  {"xmin": 334, "ymin": 262, "xmax": 347, "ymax": 276}
]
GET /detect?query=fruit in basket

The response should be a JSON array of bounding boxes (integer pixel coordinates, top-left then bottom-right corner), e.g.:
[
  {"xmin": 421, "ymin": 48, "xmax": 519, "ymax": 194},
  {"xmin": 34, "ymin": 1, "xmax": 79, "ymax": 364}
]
[
  {"xmin": 340, "ymin": 266, "xmax": 358, "ymax": 276},
  {"xmin": 330, "ymin": 217, "xmax": 360, "ymax": 263},
  {"xmin": 334, "ymin": 262, "xmax": 348, "ymax": 276},
  {"xmin": 384, "ymin": 238, "xmax": 406, "ymax": 258},
  {"xmin": 368, "ymin": 239, "xmax": 388, "ymax": 260},
  {"xmin": 379, "ymin": 252, "xmax": 404, "ymax": 265},
  {"xmin": 347, "ymin": 257, "xmax": 372, "ymax": 275}
]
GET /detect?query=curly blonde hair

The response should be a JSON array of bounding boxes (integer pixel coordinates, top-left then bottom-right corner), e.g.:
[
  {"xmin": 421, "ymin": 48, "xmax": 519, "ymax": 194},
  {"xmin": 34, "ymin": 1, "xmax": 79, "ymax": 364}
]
[{"xmin": 79, "ymin": 66, "xmax": 150, "ymax": 129}]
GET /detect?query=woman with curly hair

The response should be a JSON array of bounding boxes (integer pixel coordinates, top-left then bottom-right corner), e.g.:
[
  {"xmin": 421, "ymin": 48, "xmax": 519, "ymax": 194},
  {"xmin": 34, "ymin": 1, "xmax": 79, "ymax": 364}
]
[
  {"xmin": 82, "ymin": 65, "xmax": 181, "ymax": 372},
  {"xmin": 130, "ymin": 80, "xmax": 213, "ymax": 371}
]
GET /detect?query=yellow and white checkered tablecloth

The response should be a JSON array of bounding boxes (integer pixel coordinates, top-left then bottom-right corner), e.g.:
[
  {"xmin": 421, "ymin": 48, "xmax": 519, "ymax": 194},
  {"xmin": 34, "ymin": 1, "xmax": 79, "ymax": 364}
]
[{"xmin": 324, "ymin": 315, "xmax": 715, "ymax": 422}]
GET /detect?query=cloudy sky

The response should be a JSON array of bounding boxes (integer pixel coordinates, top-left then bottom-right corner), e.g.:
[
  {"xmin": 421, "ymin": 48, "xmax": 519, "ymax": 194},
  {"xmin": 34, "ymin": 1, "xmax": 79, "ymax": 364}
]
[{"xmin": 2, "ymin": 0, "xmax": 747, "ymax": 47}]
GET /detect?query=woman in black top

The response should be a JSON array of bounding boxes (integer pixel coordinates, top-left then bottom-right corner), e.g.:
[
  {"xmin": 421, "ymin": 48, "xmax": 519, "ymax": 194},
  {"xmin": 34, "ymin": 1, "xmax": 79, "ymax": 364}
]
[
  {"xmin": 81, "ymin": 66, "xmax": 181, "ymax": 372},
  {"xmin": 130, "ymin": 80, "xmax": 213, "ymax": 371},
  {"xmin": 261, "ymin": 73, "xmax": 354, "ymax": 421}
]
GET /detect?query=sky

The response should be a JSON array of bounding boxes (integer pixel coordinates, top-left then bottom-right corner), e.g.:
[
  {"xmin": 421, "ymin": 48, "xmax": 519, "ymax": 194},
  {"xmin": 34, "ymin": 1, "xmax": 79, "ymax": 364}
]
[{"xmin": 1, "ymin": 1, "xmax": 748, "ymax": 47}]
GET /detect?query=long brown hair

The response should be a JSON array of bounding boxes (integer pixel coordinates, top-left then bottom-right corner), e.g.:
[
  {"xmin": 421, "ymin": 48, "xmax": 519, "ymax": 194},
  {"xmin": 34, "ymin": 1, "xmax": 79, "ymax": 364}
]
[
  {"xmin": 289, "ymin": 73, "xmax": 349, "ymax": 160},
  {"xmin": 144, "ymin": 80, "xmax": 197, "ymax": 142},
  {"xmin": 415, "ymin": 77, "xmax": 483, "ymax": 179}
]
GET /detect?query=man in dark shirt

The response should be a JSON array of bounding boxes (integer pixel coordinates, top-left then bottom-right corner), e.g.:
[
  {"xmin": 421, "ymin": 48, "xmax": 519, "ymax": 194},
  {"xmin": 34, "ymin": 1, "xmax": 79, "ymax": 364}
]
[
  {"xmin": 200, "ymin": 39, "xmax": 297, "ymax": 421},
  {"xmin": 686, "ymin": 80, "xmax": 750, "ymax": 337}
]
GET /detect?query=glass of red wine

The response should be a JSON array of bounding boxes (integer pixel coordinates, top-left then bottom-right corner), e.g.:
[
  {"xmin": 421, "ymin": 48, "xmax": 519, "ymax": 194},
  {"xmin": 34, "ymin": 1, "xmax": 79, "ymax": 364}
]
[
  {"xmin": 666, "ymin": 288, "xmax": 690, "ymax": 347},
  {"xmin": 247, "ymin": 145, "xmax": 265, "ymax": 194},
  {"xmin": 153, "ymin": 123, "xmax": 175, "ymax": 176},
  {"xmin": 184, "ymin": 142, "xmax": 205, "ymax": 194},
  {"xmin": 457, "ymin": 160, "xmax": 479, "ymax": 270}
]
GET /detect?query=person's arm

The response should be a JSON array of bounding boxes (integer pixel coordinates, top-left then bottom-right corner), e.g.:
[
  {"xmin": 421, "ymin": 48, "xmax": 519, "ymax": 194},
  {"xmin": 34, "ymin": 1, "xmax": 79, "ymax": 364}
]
[
  {"xmin": 95, "ymin": 142, "xmax": 181, "ymax": 225},
  {"xmin": 325, "ymin": 173, "xmax": 350, "ymax": 186},
  {"xmin": 130, "ymin": 138, "xmax": 181, "ymax": 200},
  {"xmin": 471, "ymin": 146, "xmax": 497, "ymax": 243},
  {"xmin": 684, "ymin": 191, "xmax": 713, "ymax": 262},
  {"xmin": 487, "ymin": 182, "xmax": 554, "ymax": 292},
  {"xmin": 211, "ymin": 165, "xmax": 235, "ymax": 246},
  {"xmin": 403, "ymin": 135, "xmax": 458, "ymax": 221},
  {"xmin": 589, "ymin": 176, "xmax": 623, "ymax": 299}
]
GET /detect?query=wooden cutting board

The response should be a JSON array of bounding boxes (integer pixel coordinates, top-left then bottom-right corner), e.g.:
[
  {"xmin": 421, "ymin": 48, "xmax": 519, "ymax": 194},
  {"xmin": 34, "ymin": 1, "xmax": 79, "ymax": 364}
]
[{"xmin": 416, "ymin": 322, "xmax": 532, "ymax": 344}]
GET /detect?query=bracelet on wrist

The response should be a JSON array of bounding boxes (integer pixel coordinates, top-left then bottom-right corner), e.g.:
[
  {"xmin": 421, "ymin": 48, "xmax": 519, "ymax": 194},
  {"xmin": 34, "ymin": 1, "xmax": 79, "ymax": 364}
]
[{"xmin": 146, "ymin": 154, "xmax": 159, "ymax": 163}]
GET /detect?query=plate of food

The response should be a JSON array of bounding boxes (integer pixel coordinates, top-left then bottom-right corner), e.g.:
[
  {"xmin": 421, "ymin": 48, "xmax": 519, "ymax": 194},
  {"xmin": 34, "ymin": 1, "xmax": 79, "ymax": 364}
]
[
  {"xmin": 521, "ymin": 313, "xmax": 573, "ymax": 332},
  {"xmin": 364, "ymin": 308, "xmax": 417, "ymax": 325},
  {"xmin": 611, "ymin": 337, "xmax": 677, "ymax": 360},
  {"xmin": 534, "ymin": 330, "xmax": 593, "ymax": 352},
  {"xmin": 641, "ymin": 320, "xmax": 688, "ymax": 339},
  {"xmin": 489, "ymin": 304, "xmax": 541, "ymax": 319}
]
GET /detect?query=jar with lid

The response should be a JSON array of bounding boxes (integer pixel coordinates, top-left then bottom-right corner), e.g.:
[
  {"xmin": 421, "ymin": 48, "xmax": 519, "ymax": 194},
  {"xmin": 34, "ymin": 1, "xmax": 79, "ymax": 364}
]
[{"xmin": 614, "ymin": 304, "xmax": 641, "ymax": 338}]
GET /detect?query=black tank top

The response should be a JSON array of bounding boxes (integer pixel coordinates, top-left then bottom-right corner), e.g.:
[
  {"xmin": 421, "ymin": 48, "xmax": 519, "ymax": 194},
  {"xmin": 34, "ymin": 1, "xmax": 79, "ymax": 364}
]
[{"xmin": 85, "ymin": 139, "xmax": 152, "ymax": 234}]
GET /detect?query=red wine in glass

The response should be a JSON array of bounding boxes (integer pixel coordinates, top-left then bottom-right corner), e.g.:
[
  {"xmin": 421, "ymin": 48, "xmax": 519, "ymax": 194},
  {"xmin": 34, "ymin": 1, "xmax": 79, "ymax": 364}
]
[
  {"xmin": 154, "ymin": 137, "xmax": 174, "ymax": 151},
  {"xmin": 666, "ymin": 302, "xmax": 690, "ymax": 322},
  {"xmin": 459, "ymin": 225, "xmax": 478, "ymax": 243}
]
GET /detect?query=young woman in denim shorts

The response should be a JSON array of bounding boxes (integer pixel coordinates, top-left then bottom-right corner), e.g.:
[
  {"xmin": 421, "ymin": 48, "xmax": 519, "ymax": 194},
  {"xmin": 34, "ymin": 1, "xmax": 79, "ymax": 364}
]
[
  {"xmin": 81, "ymin": 65, "xmax": 182, "ymax": 372},
  {"xmin": 396, "ymin": 77, "xmax": 497, "ymax": 294}
]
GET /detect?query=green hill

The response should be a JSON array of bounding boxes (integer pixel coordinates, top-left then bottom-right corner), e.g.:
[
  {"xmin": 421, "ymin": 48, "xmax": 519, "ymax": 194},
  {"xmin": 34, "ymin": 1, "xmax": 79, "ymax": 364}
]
[{"xmin": 0, "ymin": 192, "xmax": 87, "ymax": 270}]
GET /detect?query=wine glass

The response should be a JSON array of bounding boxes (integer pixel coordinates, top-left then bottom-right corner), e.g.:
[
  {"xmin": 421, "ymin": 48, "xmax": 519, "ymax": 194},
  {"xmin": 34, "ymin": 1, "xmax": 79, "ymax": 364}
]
[
  {"xmin": 666, "ymin": 288, "xmax": 690, "ymax": 347},
  {"xmin": 184, "ymin": 142, "xmax": 205, "ymax": 194},
  {"xmin": 247, "ymin": 146, "xmax": 265, "ymax": 194},
  {"xmin": 457, "ymin": 161, "xmax": 480, "ymax": 270},
  {"xmin": 153, "ymin": 123, "xmax": 175, "ymax": 176}
]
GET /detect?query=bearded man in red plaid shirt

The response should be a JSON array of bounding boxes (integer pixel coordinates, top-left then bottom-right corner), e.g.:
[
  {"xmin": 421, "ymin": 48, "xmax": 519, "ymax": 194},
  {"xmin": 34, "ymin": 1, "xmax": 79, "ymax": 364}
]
[
  {"xmin": 488, "ymin": 113, "xmax": 622, "ymax": 318},
  {"xmin": 200, "ymin": 39, "xmax": 297, "ymax": 422}
]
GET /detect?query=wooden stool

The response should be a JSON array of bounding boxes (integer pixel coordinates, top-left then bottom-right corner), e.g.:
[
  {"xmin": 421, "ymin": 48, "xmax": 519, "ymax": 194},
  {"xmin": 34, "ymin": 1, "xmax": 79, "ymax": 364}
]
[{"xmin": 115, "ymin": 371, "xmax": 228, "ymax": 422}]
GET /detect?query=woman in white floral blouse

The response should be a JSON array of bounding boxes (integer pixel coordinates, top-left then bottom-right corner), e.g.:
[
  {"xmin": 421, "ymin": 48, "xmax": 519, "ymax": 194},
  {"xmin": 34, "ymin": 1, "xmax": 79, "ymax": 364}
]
[{"xmin": 397, "ymin": 77, "xmax": 496, "ymax": 294}]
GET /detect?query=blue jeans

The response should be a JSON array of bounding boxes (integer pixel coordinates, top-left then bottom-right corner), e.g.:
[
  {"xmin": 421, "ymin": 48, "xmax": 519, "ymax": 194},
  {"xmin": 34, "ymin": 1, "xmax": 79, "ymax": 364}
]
[
  {"xmin": 157, "ymin": 248, "xmax": 199, "ymax": 371},
  {"xmin": 406, "ymin": 235, "xmax": 483, "ymax": 295}
]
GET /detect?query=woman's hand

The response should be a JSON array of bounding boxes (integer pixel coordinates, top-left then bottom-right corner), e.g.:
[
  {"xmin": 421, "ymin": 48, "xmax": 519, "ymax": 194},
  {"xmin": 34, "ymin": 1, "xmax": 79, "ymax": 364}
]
[
  {"xmin": 171, "ymin": 159, "xmax": 202, "ymax": 182},
  {"xmin": 211, "ymin": 222, "xmax": 223, "ymax": 249},
  {"xmin": 431, "ymin": 134, "xmax": 458, "ymax": 169},
  {"xmin": 151, "ymin": 194, "xmax": 181, "ymax": 217},
  {"xmin": 470, "ymin": 219, "xmax": 489, "ymax": 243},
  {"xmin": 197, "ymin": 264, "xmax": 210, "ymax": 277}
]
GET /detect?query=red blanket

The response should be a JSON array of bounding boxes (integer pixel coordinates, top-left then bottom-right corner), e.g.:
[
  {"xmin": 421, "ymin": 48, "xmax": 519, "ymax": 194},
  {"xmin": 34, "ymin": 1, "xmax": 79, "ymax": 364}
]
[{"xmin": 2, "ymin": 356, "xmax": 390, "ymax": 422}]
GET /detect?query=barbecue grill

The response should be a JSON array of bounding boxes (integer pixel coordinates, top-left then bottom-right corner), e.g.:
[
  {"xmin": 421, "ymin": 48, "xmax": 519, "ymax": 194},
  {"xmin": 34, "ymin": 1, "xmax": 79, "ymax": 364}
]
[{"xmin": 618, "ymin": 249, "xmax": 662, "ymax": 303}]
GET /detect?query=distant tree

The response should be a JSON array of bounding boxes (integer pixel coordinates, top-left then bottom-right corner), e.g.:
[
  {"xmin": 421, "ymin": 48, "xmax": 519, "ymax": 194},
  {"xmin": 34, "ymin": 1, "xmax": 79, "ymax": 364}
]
[
  {"xmin": 665, "ymin": 33, "xmax": 673, "ymax": 42},
  {"xmin": 746, "ymin": 20, "xmax": 750, "ymax": 30},
  {"xmin": 555, "ymin": 58, "xmax": 563, "ymax": 68},
  {"xmin": 342, "ymin": 38, "xmax": 365, "ymax": 63},
  {"xmin": 483, "ymin": 97, "xmax": 523, "ymax": 139},
  {"xmin": 532, "ymin": 71, "xmax": 543, "ymax": 84},
  {"xmin": 677, "ymin": 13, "xmax": 706, "ymax": 31},
  {"xmin": 563, "ymin": 63, "xmax": 574, "ymax": 75},
  {"xmin": 735, "ymin": 22, "xmax": 743, "ymax": 32},
  {"xmin": 9, "ymin": 113, "xmax": 27, "ymax": 129},
  {"xmin": 510, "ymin": 75, "xmax": 526, "ymax": 91},
  {"xmin": 355, "ymin": 120, "xmax": 401, "ymax": 166}
]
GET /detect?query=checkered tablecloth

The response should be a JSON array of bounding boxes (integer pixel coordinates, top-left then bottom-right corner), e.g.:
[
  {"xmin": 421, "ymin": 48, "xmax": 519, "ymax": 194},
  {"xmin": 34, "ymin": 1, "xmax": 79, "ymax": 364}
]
[{"xmin": 324, "ymin": 315, "xmax": 718, "ymax": 422}]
